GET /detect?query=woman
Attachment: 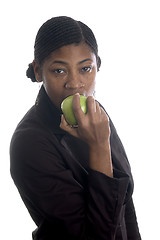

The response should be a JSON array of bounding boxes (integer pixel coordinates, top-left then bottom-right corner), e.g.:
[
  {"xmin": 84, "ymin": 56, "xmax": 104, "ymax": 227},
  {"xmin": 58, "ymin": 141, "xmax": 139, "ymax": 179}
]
[{"xmin": 10, "ymin": 16, "xmax": 141, "ymax": 239}]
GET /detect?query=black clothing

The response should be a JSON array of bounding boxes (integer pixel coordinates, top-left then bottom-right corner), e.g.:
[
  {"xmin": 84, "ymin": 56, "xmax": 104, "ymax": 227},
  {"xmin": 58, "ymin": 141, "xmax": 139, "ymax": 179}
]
[{"xmin": 10, "ymin": 86, "xmax": 141, "ymax": 239}]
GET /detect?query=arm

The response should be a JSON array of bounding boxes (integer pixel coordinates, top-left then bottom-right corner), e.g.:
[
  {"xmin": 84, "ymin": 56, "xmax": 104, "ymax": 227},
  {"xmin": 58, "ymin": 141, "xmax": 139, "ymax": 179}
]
[{"xmin": 60, "ymin": 93, "xmax": 113, "ymax": 178}]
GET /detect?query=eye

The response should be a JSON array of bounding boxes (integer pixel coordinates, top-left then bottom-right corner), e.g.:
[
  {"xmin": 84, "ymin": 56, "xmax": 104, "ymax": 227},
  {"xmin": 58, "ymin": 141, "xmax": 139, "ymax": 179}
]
[
  {"xmin": 53, "ymin": 69, "xmax": 65, "ymax": 74},
  {"xmin": 81, "ymin": 66, "xmax": 92, "ymax": 72}
]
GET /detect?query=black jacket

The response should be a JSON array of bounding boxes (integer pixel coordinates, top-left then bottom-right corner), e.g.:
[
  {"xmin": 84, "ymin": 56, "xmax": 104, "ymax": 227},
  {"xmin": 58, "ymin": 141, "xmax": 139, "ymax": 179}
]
[{"xmin": 10, "ymin": 86, "xmax": 141, "ymax": 239}]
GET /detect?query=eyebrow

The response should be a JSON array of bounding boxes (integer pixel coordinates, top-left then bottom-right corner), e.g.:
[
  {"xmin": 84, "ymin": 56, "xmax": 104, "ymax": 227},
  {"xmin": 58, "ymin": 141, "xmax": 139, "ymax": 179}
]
[
  {"xmin": 79, "ymin": 58, "xmax": 92, "ymax": 64},
  {"xmin": 51, "ymin": 60, "xmax": 67, "ymax": 65},
  {"xmin": 51, "ymin": 58, "xmax": 92, "ymax": 66}
]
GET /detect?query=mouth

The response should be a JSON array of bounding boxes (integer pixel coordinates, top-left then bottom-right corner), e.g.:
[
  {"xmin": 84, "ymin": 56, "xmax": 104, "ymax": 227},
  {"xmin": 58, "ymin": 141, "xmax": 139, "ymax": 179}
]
[{"xmin": 63, "ymin": 92, "xmax": 86, "ymax": 101}]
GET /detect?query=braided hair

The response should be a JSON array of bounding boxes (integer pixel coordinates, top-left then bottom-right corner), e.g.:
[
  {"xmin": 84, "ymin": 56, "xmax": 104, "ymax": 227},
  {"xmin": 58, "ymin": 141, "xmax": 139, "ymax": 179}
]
[{"xmin": 26, "ymin": 16, "xmax": 101, "ymax": 82}]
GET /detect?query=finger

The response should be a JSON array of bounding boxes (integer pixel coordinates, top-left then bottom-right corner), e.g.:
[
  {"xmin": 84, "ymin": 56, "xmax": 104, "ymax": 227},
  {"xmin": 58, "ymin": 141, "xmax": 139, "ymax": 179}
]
[
  {"xmin": 95, "ymin": 101, "xmax": 101, "ymax": 114},
  {"xmin": 100, "ymin": 107, "xmax": 109, "ymax": 121},
  {"xmin": 72, "ymin": 93, "xmax": 85, "ymax": 124},
  {"xmin": 100, "ymin": 108, "xmax": 110, "ymax": 132},
  {"xmin": 87, "ymin": 96, "xmax": 96, "ymax": 115}
]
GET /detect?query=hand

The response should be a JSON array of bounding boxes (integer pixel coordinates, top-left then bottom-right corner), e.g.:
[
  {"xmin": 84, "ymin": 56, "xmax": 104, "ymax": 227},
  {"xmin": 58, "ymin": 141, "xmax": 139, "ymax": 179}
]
[{"xmin": 60, "ymin": 93, "xmax": 110, "ymax": 149}]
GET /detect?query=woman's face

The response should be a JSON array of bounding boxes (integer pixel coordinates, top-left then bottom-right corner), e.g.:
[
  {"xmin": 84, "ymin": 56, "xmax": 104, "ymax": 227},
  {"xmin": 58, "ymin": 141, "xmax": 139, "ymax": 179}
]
[{"xmin": 35, "ymin": 42, "xmax": 97, "ymax": 109}]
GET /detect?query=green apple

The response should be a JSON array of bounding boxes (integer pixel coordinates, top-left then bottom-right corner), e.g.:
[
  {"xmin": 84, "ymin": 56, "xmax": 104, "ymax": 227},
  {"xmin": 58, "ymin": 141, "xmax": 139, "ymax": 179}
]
[{"xmin": 61, "ymin": 95, "xmax": 87, "ymax": 125}]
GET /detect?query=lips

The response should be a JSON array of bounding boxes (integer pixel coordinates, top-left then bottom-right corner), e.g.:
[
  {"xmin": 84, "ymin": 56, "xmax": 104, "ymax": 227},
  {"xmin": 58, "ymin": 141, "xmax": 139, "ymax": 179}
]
[{"xmin": 62, "ymin": 92, "xmax": 86, "ymax": 101}]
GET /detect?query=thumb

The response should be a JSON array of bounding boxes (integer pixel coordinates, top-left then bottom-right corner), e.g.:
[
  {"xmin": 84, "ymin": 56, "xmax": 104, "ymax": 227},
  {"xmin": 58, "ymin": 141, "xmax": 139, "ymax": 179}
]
[{"xmin": 60, "ymin": 115, "xmax": 78, "ymax": 138}]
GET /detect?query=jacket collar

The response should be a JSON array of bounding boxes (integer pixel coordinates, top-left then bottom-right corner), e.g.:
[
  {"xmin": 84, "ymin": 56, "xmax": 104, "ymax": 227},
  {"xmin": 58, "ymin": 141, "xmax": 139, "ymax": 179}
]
[{"xmin": 35, "ymin": 85, "xmax": 66, "ymax": 135}]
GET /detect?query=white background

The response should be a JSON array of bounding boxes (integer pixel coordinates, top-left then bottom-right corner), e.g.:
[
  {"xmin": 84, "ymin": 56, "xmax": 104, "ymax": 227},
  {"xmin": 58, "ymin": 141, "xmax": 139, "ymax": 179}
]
[{"xmin": 1, "ymin": 0, "xmax": 160, "ymax": 239}]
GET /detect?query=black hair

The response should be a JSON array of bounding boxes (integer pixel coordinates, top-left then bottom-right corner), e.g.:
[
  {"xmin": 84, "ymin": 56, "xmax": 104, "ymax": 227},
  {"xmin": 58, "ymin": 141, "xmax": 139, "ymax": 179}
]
[{"xmin": 26, "ymin": 16, "xmax": 101, "ymax": 82}]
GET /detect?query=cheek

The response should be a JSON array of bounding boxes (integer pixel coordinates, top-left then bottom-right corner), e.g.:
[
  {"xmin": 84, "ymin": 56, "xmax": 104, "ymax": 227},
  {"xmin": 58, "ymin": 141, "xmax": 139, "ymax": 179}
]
[
  {"xmin": 86, "ymin": 75, "xmax": 96, "ymax": 95},
  {"xmin": 42, "ymin": 72, "xmax": 57, "ymax": 91},
  {"xmin": 90, "ymin": 81, "xmax": 96, "ymax": 93}
]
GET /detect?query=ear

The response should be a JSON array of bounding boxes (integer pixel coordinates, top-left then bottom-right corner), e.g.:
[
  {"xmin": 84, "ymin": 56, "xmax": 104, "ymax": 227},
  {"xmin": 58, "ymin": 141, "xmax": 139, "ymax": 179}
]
[
  {"xmin": 32, "ymin": 60, "xmax": 43, "ymax": 82},
  {"xmin": 97, "ymin": 56, "xmax": 101, "ymax": 71}
]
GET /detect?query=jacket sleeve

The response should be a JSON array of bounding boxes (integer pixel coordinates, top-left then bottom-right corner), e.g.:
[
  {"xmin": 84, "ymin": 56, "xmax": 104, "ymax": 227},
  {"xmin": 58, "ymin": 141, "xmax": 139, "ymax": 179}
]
[
  {"xmin": 10, "ymin": 129, "xmax": 130, "ymax": 240},
  {"xmin": 125, "ymin": 198, "xmax": 141, "ymax": 239},
  {"xmin": 108, "ymin": 117, "xmax": 141, "ymax": 239}
]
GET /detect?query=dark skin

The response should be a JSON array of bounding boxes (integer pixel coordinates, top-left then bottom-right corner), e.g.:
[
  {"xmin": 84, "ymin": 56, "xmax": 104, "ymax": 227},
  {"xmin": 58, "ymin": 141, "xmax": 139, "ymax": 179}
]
[{"xmin": 33, "ymin": 42, "xmax": 113, "ymax": 178}]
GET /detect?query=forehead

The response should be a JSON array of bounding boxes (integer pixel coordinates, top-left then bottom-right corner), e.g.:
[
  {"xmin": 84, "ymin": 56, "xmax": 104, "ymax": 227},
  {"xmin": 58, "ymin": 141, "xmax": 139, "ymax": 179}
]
[{"xmin": 44, "ymin": 43, "xmax": 96, "ymax": 64}]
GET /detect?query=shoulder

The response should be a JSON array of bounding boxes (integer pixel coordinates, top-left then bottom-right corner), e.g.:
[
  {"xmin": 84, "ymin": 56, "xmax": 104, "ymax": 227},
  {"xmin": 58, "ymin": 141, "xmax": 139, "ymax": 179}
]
[
  {"xmin": 10, "ymin": 108, "xmax": 66, "ymax": 181},
  {"xmin": 11, "ymin": 104, "xmax": 53, "ymax": 144},
  {"xmin": 10, "ymin": 105, "xmax": 59, "ymax": 166},
  {"xmin": 10, "ymin": 127, "xmax": 57, "ymax": 164}
]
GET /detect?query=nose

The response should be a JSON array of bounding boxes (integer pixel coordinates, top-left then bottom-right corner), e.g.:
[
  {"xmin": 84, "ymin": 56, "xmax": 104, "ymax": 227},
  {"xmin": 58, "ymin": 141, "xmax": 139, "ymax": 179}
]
[{"xmin": 64, "ymin": 73, "xmax": 84, "ymax": 90}]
